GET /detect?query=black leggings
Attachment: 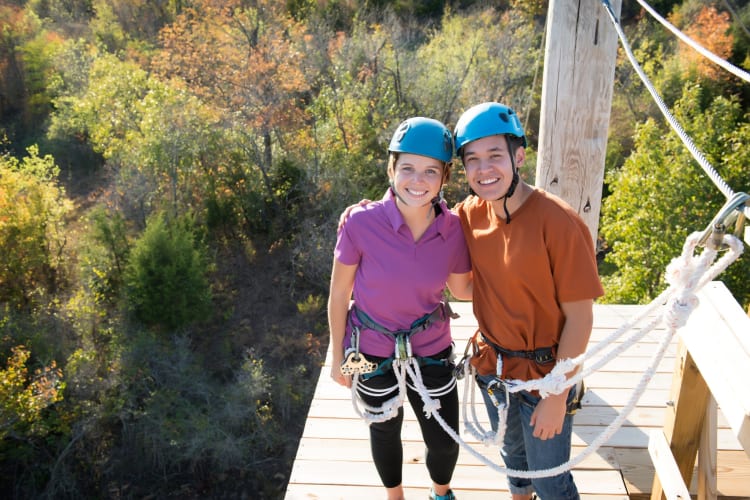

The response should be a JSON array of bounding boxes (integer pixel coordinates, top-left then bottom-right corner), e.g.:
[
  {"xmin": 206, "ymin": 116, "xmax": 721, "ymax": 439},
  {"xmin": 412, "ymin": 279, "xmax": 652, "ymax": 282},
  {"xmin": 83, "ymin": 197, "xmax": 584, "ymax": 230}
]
[{"xmin": 357, "ymin": 348, "xmax": 459, "ymax": 488}]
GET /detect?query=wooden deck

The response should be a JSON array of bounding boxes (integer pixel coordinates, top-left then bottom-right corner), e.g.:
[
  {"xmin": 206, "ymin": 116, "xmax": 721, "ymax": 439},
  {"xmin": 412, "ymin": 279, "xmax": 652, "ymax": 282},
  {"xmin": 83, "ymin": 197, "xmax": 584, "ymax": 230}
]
[{"xmin": 286, "ymin": 283, "xmax": 750, "ymax": 499}]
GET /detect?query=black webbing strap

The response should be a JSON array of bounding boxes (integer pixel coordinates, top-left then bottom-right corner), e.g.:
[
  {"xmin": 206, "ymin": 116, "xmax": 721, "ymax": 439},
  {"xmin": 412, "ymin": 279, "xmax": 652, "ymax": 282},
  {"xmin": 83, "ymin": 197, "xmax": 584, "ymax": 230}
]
[
  {"xmin": 480, "ymin": 333, "xmax": 555, "ymax": 365},
  {"xmin": 352, "ymin": 302, "xmax": 458, "ymax": 339}
]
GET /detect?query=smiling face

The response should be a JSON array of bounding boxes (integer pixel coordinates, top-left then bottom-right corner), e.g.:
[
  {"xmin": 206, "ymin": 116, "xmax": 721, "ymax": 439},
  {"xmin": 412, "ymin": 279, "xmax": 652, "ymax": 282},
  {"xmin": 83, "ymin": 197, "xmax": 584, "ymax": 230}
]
[
  {"xmin": 461, "ymin": 134, "xmax": 524, "ymax": 201},
  {"xmin": 388, "ymin": 153, "xmax": 445, "ymax": 209}
]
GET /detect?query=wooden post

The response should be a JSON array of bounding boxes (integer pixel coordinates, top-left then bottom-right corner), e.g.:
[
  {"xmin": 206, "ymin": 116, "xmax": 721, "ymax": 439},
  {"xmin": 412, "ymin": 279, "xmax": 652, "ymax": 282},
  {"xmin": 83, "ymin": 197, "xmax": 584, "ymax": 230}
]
[
  {"xmin": 697, "ymin": 396, "xmax": 718, "ymax": 500},
  {"xmin": 536, "ymin": 0, "xmax": 621, "ymax": 245}
]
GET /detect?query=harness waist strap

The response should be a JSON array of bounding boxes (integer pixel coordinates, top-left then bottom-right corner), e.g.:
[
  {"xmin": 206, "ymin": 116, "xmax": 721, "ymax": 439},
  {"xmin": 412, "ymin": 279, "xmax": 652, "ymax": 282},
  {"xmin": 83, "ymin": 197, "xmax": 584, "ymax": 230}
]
[
  {"xmin": 481, "ymin": 333, "xmax": 555, "ymax": 364},
  {"xmin": 353, "ymin": 302, "xmax": 457, "ymax": 339}
]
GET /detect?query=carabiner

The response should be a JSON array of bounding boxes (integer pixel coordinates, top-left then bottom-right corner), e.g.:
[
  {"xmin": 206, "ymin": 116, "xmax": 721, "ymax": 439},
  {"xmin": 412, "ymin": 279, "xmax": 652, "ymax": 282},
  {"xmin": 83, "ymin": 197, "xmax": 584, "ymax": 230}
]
[{"xmin": 698, "ymin": 192, "xmax": 749, "ymax": 249}]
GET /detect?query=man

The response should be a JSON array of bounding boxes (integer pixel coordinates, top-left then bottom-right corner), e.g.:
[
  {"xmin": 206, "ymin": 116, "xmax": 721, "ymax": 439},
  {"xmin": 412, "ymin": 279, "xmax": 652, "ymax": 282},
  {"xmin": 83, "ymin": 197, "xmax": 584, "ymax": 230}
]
[{"xmin": 453, "ymin": 102, "xmax": 604, "ymax": 500}]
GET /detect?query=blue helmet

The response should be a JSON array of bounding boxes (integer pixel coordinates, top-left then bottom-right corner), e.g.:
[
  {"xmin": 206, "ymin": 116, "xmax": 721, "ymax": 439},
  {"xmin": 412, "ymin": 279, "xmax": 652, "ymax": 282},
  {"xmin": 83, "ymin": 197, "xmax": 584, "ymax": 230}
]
[
  {"xmin": 453, "ymin": 102, "xmax": 527, "ymax": 155},
  {"xmin": 388, "ymin": 117, "xmax": 454, "ymax": 163}
]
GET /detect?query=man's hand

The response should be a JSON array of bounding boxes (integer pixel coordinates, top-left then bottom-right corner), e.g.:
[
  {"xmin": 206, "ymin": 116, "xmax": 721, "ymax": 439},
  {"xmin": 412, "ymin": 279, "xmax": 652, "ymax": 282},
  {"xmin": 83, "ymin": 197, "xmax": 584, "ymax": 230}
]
[
  {"xmin": 529, "ymin": 392, "xmax": 567, "ymax": 440},
  {"xmin": 338, "ymin": 199, "xmax": 371, "ymax": 233}
]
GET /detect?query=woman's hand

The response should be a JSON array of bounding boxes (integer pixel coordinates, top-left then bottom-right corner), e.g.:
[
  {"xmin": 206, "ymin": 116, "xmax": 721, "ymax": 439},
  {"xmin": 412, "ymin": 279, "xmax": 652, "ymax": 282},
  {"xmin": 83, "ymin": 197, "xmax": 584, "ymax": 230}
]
[{"xmin": 330, "ymin": 362, "xmax": 352, "ymax": 388}]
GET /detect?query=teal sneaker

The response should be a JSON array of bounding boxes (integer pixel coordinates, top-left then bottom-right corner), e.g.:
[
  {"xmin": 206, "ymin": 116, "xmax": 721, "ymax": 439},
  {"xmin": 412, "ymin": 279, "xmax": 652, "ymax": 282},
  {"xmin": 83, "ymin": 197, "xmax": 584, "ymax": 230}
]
[{"xmin": 429, "ymin": 488, "xmax": 456, "ymax": 500}]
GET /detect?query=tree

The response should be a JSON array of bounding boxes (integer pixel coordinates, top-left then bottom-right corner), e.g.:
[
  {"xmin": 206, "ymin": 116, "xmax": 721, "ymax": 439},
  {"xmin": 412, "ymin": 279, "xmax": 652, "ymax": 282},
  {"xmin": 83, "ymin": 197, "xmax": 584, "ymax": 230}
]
[
  {"xmin": 153, "ymin": 0, "xmax": 311, "ymax": 219},
  {"xmin": 600, "ymin": 84, "xmax": 750, "ymax": 307},
  {"xmin": 0, "ymin": 146, "xmax": 72, "ymax": 308},
  {"xmin": 124, "ymin": 213, "xmax": 212, "ymax": 330},
  {"xmin": 672, "ymin": 4, "xmax": 735, "ymax": 83},
  {"xmin": 412, "ymin": 7, "xmax": 541, "ymax": 128},
  {"xmin": 0, "ymin": 345, "xmax": 63, "ymax": 441}
]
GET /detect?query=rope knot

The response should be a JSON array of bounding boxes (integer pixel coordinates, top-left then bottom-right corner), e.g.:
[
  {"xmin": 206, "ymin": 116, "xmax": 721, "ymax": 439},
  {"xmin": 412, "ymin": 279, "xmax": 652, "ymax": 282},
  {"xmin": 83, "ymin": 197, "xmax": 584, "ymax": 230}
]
[
  {"xmin": 664, "ymin": 293, "xmax": 699, "ymax": 330},
  {"xmin": 422, "ymin": 398, "xmax": 441, "ymax": 419}
]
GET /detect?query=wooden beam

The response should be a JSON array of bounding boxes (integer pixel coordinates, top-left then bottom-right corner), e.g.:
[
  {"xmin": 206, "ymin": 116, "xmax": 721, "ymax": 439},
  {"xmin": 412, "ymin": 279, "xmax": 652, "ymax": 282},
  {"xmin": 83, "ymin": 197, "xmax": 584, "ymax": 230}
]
[
  {"xmin": 650, "ymin": 343, "xmax": 710, "ymax": 500},
  {"xmin": 679, "ymin": 282, "xmax": 750, "ymax": 456},
  {"xmin": 535, "ymin": 0, "xmax": 621, "ymax": 244},
  {"xmin": 648, "ymin": 430, "xmax": 692, "ymax": 500}
]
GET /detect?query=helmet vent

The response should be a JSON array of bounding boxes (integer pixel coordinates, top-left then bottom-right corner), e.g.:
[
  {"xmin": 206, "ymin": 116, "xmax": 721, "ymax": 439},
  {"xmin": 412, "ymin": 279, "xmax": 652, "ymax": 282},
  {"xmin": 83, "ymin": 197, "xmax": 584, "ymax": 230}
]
[
  {"xmin": 394, "ymin": 122, "xmax": 410, "ymax": 143},
  {"xmin": 442, "ymin": 131, "xmax": 452, "ymax": 155},
  {"xmin": 498, "ymin": 112, "xmax": 510, "ymax": 123}
]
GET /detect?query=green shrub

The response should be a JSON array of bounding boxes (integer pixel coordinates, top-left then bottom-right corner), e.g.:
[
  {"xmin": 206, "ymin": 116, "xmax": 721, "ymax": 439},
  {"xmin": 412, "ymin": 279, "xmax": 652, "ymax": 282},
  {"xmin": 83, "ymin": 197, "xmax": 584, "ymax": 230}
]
[{"xmin": 124, "ymin": 214, "xmax": 212, "ymax": 330}]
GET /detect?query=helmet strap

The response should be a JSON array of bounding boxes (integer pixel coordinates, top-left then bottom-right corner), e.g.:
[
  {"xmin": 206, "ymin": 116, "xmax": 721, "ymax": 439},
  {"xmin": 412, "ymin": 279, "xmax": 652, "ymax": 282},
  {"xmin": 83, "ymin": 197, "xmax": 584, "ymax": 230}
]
[
  {"xmin": 490, "ymin": 136, "xmax": 519, "ymax": 223},
  {"xmin": 389, "ymin": 181, "xmax": 409, "ymax": 206},
  {"xmin": 430, "ymin": 188, "xmax": 444, "ymax": 218},
  {"xmin": 390, "ymin": 181, "xmax": 438, "ymax": 219}
]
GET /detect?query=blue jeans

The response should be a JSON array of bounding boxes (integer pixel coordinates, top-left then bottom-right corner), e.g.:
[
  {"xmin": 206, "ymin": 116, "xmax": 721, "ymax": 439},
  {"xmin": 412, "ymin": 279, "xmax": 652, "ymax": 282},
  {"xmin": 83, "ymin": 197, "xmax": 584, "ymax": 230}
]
[{"xmin": 476, "ymin": 374, "xmax": 580, "ymax": 499}]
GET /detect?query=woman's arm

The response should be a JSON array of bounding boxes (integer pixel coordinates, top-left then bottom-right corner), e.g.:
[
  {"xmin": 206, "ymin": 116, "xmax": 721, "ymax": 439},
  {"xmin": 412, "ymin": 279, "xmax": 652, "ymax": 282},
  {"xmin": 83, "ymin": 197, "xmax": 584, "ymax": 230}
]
[
  {"xmin": 446, "ymin": 271, "xmax": 473, "ymax": 301},
  {"xmin": 327, "ymin": 257, "xmax": 358, "ymax": 388}
]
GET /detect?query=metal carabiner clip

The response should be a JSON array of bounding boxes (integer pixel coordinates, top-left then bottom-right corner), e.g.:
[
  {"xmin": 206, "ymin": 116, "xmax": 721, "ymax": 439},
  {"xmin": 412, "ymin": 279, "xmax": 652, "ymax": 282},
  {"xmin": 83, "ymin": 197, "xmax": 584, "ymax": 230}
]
[{"xmin": 697, "ymin": 192, "xmax": 749, "ymax": 249}]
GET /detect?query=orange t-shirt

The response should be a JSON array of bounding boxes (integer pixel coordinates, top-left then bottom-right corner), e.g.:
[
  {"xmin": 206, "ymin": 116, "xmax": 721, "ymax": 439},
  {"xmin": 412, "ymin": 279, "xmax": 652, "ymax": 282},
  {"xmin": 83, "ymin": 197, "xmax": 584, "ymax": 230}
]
[{"xmin": 454, "ymin": 188, "xmax": 604, "ymax": 381}]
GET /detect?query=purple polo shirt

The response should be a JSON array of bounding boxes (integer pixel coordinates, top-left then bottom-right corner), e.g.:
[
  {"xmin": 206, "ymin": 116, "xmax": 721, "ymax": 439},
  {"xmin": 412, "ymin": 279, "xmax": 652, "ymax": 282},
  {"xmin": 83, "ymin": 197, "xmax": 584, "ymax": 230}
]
[{"xmin": 335, "ymin": 189, "xmax": 471, "ymax": 358}]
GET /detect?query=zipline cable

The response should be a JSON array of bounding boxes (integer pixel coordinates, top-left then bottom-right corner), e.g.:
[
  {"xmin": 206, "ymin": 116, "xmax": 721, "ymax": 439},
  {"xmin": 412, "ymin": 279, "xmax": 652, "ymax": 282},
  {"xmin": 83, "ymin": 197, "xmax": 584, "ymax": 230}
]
[
  {"xmin": 635, "ymin": 0, "xmax": 750, "ymax": 84},
  {"xmin": 600, "ymin": 0, "xmax": 750, "ymax": 221}
]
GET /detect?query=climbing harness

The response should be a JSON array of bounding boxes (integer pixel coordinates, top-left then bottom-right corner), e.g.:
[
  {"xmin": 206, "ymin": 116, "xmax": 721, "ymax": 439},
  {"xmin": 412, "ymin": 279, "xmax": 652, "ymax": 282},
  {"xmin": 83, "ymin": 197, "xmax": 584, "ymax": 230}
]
[
  {"xmin": 344, "ymin": 303, "xmax": 460, "ymax": 424},
  {"xmin": 339, "ymin": 325, "xmax": 378, "ymax": 376}
]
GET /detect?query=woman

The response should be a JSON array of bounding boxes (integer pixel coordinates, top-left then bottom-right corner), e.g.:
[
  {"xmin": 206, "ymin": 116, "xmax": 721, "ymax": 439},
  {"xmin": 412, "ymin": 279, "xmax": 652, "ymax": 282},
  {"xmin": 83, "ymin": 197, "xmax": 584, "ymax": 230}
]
[{"xmin": 328, "ymin": 117, "xmax": 472, "ymax": 500}]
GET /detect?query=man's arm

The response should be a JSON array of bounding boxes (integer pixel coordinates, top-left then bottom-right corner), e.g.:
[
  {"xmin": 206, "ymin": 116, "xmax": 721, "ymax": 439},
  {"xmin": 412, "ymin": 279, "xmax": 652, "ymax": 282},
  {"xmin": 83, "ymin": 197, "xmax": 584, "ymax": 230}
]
[{"xmin": 530, "ymin": 298, "xmax": 594, "ymax": 440}]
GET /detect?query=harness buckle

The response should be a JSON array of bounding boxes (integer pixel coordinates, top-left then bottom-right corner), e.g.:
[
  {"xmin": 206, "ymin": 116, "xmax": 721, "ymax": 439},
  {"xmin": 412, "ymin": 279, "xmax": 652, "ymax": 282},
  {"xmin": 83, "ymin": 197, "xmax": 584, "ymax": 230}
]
[
  {"xmin": 485, "ymin": 379, "xmax": 507, "ymax": 408},
  {"xmin": 454, "ymin": 354, "xmax": 468, "ymax": 380},
  {"xmin": 534, "ymin": 350, "xmax": 554, "ymax": 364},
  {"xmin": 395, "ymin": 334, "xmax": 411, "ymax": 360}
]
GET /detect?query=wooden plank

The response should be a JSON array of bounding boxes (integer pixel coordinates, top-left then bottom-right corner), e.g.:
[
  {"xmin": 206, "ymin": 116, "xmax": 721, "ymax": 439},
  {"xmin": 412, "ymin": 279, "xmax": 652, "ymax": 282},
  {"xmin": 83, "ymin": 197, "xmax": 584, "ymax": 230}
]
[
  {"xmin": 615, "ymin": 448, "xmax": 750, "ymax": 497},
  {"xmin": 288, "ymin": 459, "xmax": 628, "ymax": 494},
  {"xmin": 293, "ymin": 438, "xmax": 620, "ymax": 470},
  {"xmin": 305, "ymin": 398, "xmax": 736, "ymax": 432},
  {"xmin": 298, "ymin": 415, "xmax": 746, "ymax": 452},
  {"xmin": 284, "ymin": 484, "xmax": 630, "ymax": 500},
  {"xmin": 649, "ymin": 430, "xmax": 692, "ymax": 499},
  {"xmin": 698, "ymin": 396, "xmax": 719, "ymax": 500}
]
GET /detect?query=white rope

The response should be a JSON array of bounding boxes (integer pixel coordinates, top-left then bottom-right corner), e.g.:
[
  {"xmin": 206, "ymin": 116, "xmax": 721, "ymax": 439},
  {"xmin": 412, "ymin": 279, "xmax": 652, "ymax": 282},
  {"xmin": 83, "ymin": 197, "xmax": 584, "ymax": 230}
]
[
  {"xmin": 634, "ymin": 0, "xmax": 750, "ymax": 84},
  {"xmin": 345, "ymin": 232, "xmax": 743, "ymax": 478},
  {"xmin": 349, "ymin": 358, "xmax": 457, "ymax": 425},
  {"xmin": 455, "ymin": 232, "xmax": 743, "ymax": 479},
  {"xmin": 600, "ymin": 0, "xmax": 750, "ymax": 221}
]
